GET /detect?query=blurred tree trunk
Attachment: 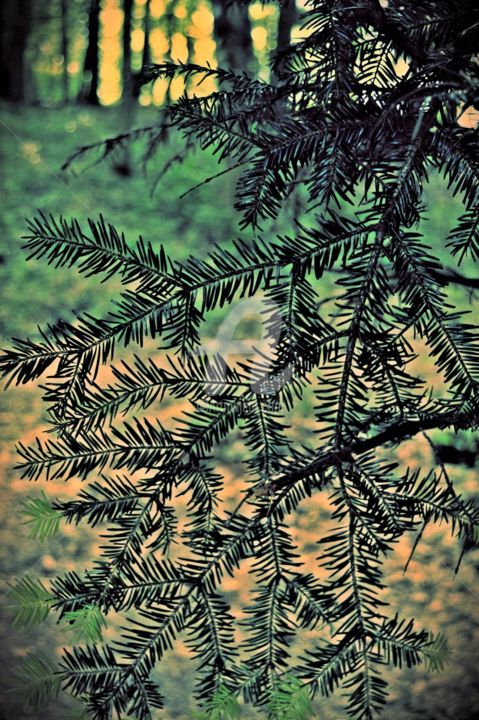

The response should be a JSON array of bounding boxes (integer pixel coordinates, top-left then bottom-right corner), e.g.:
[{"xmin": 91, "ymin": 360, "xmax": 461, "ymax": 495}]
[
  {"xmin": 133, "ymin": 0, "xmax": 152, "ymax": 100},
  {"xmin": 0, "ymin": 0, "xmax": 33, "ymax": 102},
  {"xmin": 185, "ymin": 32, "xmax": 195, "ymax": 93},
  {"xmin": 142, "ymin": 0, "xmax": 152, "ymax": 69},
  {"xmin": 276, "ymin": 0, "xmax": 297, "ymax": 55},
  {"xmin": 209, "ymin": 1, "xmax": 256, "ymax": 229},
  {"xmin": 275, "ymin": 0, "xmax": 297, "ymax": 79},
  {"xmin": 211, "ymin": 0, "xmax": 256, "ymax": 75},
  {"xmin": 60, "ymin": 0, "xmax": 69, "ymax": 103},
  {"xmin": 164, "ymin": 1, "xmax": 177, "ymax": 105},
  {"xmin": 79, "ymin": 0, "xmax": 101, "ymax": 105},
  {"xmin": 114, "ymin": 0, "xmax": 134, "ymax": 176},
  {"xmin": 122, "ymin": 0, "xmax": 134, "ymax": 99}
]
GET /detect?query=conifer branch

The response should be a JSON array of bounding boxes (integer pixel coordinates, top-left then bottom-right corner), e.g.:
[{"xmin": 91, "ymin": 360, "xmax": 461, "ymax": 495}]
[{"xmin": 3, "ymin": 2, "xmax": 478, "ymax": 718}]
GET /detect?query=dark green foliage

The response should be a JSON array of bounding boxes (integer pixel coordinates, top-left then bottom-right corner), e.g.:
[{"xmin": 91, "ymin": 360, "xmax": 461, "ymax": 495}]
[{"xmin": 1, "ymin": 1, "xmax": 479, "ymax": 719}]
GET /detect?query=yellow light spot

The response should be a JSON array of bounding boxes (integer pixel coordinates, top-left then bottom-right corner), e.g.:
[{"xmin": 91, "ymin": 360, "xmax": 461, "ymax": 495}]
[
  {"xmin": 98, "ymin": 0, "xmax": 123, "ymax": 105},
  {"xmin": 98, "ymin": 56, "xmax": 122, "ymax": 105},
  {"xmin": 457, "ymin": 105, "xmax": 479, "ymax": 128},
  {"xmin": 21, "ymin": 142, "xmax": 42, "ymax": 165},
  {"xmin": 196, "ymin": 80, "xmax": 215, "ymax": 96},
  {"xmin": 150, "ymin": 27, "xmax": 169, "ymax": 58},
  {"xmin": 150, "ymin": 0, "xmax": 165, "ymax": 19},
  {"xmin": 78, "ymin": 112, "xmax": 95, "ymax": 127},
  {"xmin": 191, "ymin": 73, "xmax": 216, "ymax": 97},
  {"xmin": 174, "ymin": 5, "xmax": 187, "ymax": 19},
  {"xmin": 153, "ymin": 77, "xmax": 168, "ymax": 104},
  {"xmin": 292, "ymin": 21, "xmax": 313, "ymax": 41},
  {"xmin": 42, "ymin": 554, "xmax": 57, "ymax": 571},
  {"xmin": 191, "ymin": 6, "xmax": 214, "ymax": 35},
  {"xmin": 101, "ymin": 6, "xmax": 123, "ymax": 38},
  {"xmin": 40, "ymin": 40, "xmax": 54, "ymax": 54},
  {"xmin": 131, "ymin": 28, "xmax": 145, "ymax": 53},
  {"xmin": 50, "ymin": 59, "xmax": 63, "ymax": 76},
  {"xmin": 139, "ymin": 92, "xmax": 151, "ymax": 106},
  {"xmin": 252, "ymin": 26, "xmax": 268, "ymax": 53},
  {"xmin": 67, "ymin": 61, "xmax": 79, "ymax": 74},
  {"xmin": 171, "ymin": 32, "xmax": 188, "ymax": 63},
  {"xmin": 170, "ymin": 75, "xmax": 185, "ymax": 101},
  {"xmin": 395, "ymin": 57, "xmax": 409, "ymax": 77},
  {"xmin": 249, "ymin": 2, "xmax": 276, "ymax": 20},
  {"xmin": 98, "ymin": 87, "xmax": 122, "ymax": 105},
  {"xmin": 193, "ymin": 37, "xmax": 216, "ymax": 67}
]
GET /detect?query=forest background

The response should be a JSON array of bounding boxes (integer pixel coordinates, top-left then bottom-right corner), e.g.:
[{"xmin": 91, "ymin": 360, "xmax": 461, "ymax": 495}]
[{"xmin": 0, "ymin": 1, "xmax": 478, "ymax": 718}]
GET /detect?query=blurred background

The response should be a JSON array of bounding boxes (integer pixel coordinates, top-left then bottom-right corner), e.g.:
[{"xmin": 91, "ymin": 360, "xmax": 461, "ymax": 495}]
[{"xmin": 0, "ymin": 1, "xmax": 478, "ymax": 718}]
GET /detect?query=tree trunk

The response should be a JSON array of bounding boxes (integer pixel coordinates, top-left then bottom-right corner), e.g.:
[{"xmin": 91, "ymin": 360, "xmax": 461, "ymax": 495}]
[
  {"xmin": 133, "ymin": 0, "xmax": 152, "ymax": 100},
  {"xmin": 114, "ymin": 0, "xmax": 135, "ymax": 176},
  {"xmin": 209, "ymin": 1, "xmax": 257, "ymax": 228},
  {"xmin": 0, "ymin": 0, "xmax": 33, "ymax": 102},
  {"xmin": 122, "ymin": 0, "xmax": 134, "ymax": 100},
  {"xmin": 79, "ymin": 0, "xmax": 101, "ymax": 105},
  {"xmin": 275, "ymin": 0, "xmax": 297, "ymax": 79},
  {"xmin": 211, "ymin": 0, "xmax": 256, "ymax": 75},
  {"xmin": 60, "ymin": 0, "xmax": 69, "ymax": 103},
  {"xmin": 142, "ymin": 0, "xmax": 152, "ymax": 69},
  {"xmin": 164, "ymin": 2, "xmax": 176, "ymax": 105}
]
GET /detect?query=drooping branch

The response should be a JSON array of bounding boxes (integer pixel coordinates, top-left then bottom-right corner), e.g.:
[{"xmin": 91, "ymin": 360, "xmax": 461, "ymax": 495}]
[{"xmin": 275, "ymin": 408, "xmax": 477, "ymax": 500}]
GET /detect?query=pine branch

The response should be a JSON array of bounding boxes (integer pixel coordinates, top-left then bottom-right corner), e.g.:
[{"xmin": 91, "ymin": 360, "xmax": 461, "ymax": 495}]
[
  {"xmin": 62, "ymin": 123, "xmax": 166, "ymax": 172},
  {"xmin": 7, "ymin": 577, "xmax": 52, "ymax": 630},
  {"xmin": 13, "ymin": 654, "xmax": 62, "ymax": 709},
  {"xmin": 52, "ymin": 354, "xmax": 246, "ymax": 435},
  {"xmin": 16, "ymin": 419, "xmax": 177, "ymax": 481},
  {"xmin": 2, "ymin": 4, "xmax": 479, "ymax": 719},
  {"xmin": 265, "ymin": 408, "xmax": 478, "ymax": 526},
  {"xmin": 20, "ymin": 490, "xmax": 62, "ymax": 540},
  {"xmin": 24, "ymin": 213, "xmax": 179, "ymax": 290},
  {"xmin": 63, "ymin": 604, "xmax": 107, "ymax": 644}
]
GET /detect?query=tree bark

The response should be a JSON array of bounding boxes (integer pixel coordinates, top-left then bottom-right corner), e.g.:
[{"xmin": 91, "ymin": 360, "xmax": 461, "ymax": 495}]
[
  {"xmin": 274, "ymin": 1, "xmax": 297, "ymax": 86},
  {"xmin": 60, "ymin": 0, "xmax": 69, "ymax": 103},
  {"xmin": 141, "ymin": 0, "xmax": 152, "ymax": 69},
  {"xmin": 133, "ymin": 0, "xmax": 152, "ymax": 100},
  {"xmin": 114, "ymin": 0, "xmax": 135, "ymax": 176},
  {"xmin": 211, "ymin": 0, "xmax": 256, "ymax": 75},
  {"xmin": 0, "ymin": 0, "xmax": 33, "ymax": 102},
  {"xmin": 276, "ymin": 0, "xmax": 297, "ymax": 56},
  {"xmin": 79, "ymin": 0, "xmax": 101, "ymax": 105},
  {"xmin": 164, "ymin": 2, "xmax": 176, "ymax": 105},
  {"xmin": 209, "ymin": 0, "xmax": 257, "ymax": 210},
  {"xmin": 231, "ymin": 408, "xmax": 475, "ymax": 527},
  {"xmin": 122, "ymin": 0, "xmax": 134, "ymax": 101}
]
